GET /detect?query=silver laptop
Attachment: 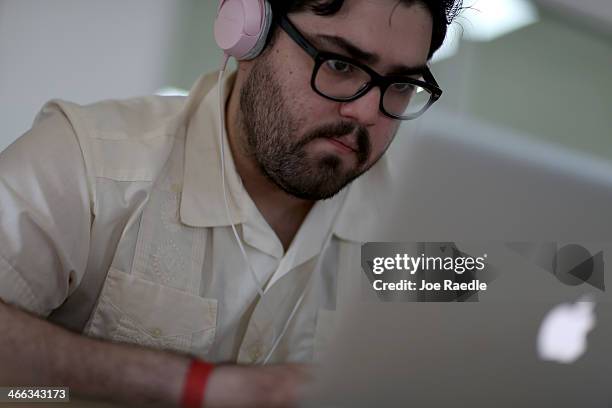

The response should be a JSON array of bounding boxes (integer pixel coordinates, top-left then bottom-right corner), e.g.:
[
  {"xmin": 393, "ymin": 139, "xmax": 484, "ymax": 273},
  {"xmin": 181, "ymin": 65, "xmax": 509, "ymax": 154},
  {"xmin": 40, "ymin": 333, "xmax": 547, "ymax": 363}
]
[{"xmin": 303, "ymin": 112, "xmax": 612, "ymax": 407}]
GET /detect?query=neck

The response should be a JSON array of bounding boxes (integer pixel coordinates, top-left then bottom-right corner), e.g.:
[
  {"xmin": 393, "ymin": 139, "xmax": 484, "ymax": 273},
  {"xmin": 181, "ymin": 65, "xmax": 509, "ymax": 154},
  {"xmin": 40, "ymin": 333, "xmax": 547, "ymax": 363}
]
[{"xmin": 225, "ymin": 72, "xmax": 315, "ymax": 251}]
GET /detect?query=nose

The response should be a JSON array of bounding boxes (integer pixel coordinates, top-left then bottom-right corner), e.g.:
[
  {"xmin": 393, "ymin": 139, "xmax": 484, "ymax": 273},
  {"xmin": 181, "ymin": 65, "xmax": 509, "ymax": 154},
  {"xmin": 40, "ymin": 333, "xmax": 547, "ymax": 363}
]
[{"xmin": 338, "ymin": 86, "xmax": 381, "ymax": 126}]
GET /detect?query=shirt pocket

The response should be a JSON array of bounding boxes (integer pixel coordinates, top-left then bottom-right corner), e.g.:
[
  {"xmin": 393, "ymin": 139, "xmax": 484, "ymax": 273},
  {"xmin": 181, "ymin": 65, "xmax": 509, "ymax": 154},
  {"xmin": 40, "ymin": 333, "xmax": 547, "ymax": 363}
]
[{"xmin": 86, "ymin": 267, "xmax": 217, "ymax": 358}]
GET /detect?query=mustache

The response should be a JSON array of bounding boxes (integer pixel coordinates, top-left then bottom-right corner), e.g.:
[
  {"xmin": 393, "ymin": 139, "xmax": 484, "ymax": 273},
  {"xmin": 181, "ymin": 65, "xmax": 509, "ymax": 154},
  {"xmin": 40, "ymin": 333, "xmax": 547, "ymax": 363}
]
[{"xmin": 297, "ymin": 122, "xmax": 371, "ymax": 165}]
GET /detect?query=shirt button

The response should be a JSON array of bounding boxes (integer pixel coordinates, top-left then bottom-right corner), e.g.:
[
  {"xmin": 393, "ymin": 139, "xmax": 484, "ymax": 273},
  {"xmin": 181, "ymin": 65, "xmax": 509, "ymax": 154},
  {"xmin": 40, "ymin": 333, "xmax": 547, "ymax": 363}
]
[
  {"xmin": 250, "ymin": 347, "xmax": 262, "ymax": 363},
  {"xmin": 151, "ymin": 328, "xmax": 163, "ymax": 338}
]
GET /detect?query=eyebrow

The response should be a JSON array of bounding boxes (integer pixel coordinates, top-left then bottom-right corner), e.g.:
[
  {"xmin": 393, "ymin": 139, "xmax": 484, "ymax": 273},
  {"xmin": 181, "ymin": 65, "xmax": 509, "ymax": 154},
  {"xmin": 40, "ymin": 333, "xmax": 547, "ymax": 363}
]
[{"xmin": 314, "ymin": 34, "xmax": 428, "ymax": 76}]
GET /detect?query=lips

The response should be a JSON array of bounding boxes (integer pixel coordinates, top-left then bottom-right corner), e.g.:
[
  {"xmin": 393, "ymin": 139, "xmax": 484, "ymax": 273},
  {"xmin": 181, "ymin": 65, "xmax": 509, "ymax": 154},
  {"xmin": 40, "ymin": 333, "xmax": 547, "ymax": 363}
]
[{"xmin": 330, "ymin": 136, "xmax": 358, "ymax": 152}]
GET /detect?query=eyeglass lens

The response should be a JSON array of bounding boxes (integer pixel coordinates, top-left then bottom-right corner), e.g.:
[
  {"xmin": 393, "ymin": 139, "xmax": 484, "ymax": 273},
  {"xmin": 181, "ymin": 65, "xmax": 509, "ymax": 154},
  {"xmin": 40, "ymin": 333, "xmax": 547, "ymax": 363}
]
[{"xmin": 314, "ymin": 58, "xmax": 433, "ymax": 118}]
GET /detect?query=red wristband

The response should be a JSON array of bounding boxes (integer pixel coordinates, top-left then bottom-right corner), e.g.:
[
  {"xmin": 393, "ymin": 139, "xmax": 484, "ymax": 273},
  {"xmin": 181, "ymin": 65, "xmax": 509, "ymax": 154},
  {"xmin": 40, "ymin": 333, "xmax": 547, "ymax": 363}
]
[{"xmin": 181, "ymin": 359, "xmax": 215, "ymax": 408}]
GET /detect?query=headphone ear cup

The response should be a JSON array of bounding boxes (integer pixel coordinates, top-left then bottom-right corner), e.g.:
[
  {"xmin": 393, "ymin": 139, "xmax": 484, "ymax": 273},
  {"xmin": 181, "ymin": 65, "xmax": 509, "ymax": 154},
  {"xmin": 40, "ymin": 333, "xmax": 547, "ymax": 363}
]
[{"xmin": 214, "ymin": 0, "xmax": 273, "ymax": 61}]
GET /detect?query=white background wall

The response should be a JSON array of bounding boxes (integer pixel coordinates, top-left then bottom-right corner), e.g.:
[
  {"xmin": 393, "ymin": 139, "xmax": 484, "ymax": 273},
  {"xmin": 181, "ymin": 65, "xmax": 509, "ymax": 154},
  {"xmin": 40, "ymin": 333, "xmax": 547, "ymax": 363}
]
[
  {"xmin": 0, "ymin": 0, "xmax": 179, "ymax": 151},
  {"xmin": 536, "ymin": 0, "xmax": 612, "ymax": 33}
]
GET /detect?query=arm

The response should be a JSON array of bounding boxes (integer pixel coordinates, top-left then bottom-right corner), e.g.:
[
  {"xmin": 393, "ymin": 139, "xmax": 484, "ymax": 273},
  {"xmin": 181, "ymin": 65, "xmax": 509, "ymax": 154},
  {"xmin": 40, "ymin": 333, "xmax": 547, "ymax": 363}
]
[
  {"xmin": 0, "ymin": 106, "xmax": 306, "ymax": 407},
  {"xmin": 0, "ymin": 299, "xmax": 187, "ymax": 406},
  {"xmin": 0, "ymin": 300, "xmax": 308, "ymax": 408}
]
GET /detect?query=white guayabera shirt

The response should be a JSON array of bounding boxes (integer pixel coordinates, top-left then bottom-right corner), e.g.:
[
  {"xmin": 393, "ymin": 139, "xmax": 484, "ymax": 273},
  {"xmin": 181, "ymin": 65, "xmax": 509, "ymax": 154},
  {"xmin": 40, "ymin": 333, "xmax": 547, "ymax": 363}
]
[{"xmin": 0, "ymin": 71, "xmax": 391, "ymax": 363}]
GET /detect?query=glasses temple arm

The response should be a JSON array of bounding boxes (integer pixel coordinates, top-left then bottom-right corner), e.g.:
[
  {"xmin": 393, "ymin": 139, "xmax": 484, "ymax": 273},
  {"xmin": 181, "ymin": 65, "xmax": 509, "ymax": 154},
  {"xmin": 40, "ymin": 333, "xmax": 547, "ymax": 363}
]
[{"xmin": 278, "ymin": 15, "xmax": 320, "ymax": 59}]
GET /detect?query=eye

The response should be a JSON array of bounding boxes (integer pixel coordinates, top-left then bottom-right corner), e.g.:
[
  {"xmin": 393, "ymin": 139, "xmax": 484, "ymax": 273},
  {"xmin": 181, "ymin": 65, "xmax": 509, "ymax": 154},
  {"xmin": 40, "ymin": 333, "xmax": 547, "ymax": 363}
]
[
  {"xmin": 390, "ymin": 83, "xmax": 414, "ymax": 93},
  {"xmin": 325, "ymin": 59, "xmax": 353, "ymax": 74}
]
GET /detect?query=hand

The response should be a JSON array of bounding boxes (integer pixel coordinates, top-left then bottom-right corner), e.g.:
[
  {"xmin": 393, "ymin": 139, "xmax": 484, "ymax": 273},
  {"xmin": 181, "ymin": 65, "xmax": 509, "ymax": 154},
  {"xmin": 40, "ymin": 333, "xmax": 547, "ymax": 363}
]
[{"xmin": 203, "ymin": 363, "xmax": 311, "ymax": 408}]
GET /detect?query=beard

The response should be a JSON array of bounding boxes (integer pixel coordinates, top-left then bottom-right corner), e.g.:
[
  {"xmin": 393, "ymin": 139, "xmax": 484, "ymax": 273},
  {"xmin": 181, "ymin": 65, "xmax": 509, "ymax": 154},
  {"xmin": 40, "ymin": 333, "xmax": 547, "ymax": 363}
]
[{"xmin": 238, "ymin": 56, "xmax": 374, "ymax": 201}]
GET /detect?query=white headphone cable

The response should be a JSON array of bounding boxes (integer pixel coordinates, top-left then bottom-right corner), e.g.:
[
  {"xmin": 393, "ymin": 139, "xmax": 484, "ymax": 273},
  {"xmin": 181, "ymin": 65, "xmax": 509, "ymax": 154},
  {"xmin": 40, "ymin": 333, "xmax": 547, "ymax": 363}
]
[
  {"xmin": 217, "ymin": 56, "xmax": 348, "ymax": 365},
  {"xmin": 262, "ymin": 187, "xmax": 350, "ymax": 365},
  {"xmin": 218, "ymin": 57, "xmax": 283, "ymax": 349},
  {"xmin": 217, "ymin": 56, "xmax": 267, "ymax": 300}
]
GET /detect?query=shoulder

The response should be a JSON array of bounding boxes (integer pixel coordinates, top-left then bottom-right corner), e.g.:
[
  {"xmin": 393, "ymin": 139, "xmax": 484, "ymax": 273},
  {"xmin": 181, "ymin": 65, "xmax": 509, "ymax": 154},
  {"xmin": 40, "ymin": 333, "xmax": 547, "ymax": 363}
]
[{"xmin": 39, "ymin": 94, "xmax": 187, "ymax": 182}]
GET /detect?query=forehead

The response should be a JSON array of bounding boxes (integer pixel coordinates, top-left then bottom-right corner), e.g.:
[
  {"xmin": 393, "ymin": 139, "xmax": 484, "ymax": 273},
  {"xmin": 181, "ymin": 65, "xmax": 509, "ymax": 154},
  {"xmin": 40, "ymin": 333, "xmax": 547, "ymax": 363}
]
[{"xmin": 289, "ymin": 0, "xmax": 433, "ymax": 70}]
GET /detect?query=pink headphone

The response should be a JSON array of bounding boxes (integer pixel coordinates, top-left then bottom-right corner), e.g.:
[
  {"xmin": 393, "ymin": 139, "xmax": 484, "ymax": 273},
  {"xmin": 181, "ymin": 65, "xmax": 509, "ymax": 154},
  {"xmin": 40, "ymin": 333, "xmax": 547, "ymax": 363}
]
[{"xmin": 214, "ymin": 0, "xmax": 273, "ymax": 60}]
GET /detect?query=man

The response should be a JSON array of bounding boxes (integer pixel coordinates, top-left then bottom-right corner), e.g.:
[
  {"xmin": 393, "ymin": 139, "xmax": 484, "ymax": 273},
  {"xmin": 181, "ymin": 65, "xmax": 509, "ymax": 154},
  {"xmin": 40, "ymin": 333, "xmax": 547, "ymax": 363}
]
[{"xmin": 0, "ymin": 0, "xmax": 461, "ymax": 406}]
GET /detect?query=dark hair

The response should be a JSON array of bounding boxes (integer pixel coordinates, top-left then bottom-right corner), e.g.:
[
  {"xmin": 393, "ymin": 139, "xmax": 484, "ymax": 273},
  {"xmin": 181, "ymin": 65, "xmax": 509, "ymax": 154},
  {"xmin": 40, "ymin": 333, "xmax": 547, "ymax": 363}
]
[{"xmin": 267, "ymin": 0, "xmax": 463, "ymax": 59}]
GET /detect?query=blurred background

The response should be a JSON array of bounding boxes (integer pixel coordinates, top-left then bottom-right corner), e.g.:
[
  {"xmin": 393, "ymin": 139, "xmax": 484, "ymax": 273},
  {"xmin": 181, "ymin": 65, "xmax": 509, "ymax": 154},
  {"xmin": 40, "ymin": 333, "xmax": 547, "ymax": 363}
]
[{"xmin": 0, "ymin": 0, "xmax": 610, "ymax": 158}]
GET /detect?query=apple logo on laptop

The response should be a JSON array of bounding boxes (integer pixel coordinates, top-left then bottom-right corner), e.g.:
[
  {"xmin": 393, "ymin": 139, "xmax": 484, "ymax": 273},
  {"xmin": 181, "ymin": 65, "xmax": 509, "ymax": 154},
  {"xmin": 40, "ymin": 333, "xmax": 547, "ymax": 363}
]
[{"xmin": 537, "ymin": 297, "xmax": 596, "ymax": 364}]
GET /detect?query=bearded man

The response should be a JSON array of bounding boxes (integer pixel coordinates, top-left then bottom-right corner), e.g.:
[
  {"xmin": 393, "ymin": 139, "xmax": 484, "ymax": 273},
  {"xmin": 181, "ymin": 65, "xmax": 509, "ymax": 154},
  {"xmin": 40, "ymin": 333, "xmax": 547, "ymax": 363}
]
[{"xmin": 0, "ymin": 1, "xmax": 462, "ymax": 406}]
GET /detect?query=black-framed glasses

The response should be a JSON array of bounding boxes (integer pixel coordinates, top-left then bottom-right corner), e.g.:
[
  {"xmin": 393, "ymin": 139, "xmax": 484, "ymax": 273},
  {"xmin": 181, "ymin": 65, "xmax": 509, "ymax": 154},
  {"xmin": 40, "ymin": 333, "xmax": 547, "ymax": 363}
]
[{"xmin": 278, "ymin": 15, "xmax": 442, "ymax": 121}]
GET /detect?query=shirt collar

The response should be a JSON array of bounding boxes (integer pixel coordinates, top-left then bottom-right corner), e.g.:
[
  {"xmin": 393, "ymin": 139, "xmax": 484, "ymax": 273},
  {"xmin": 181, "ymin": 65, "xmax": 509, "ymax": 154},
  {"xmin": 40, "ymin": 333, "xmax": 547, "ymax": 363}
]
[
  {"xmin": 178, "ymin": 71, "xmax": 394, "ymax": 243},
  {"xmin": 180, "ymin": 71, "xmax": 246, "ymax": 228}
]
